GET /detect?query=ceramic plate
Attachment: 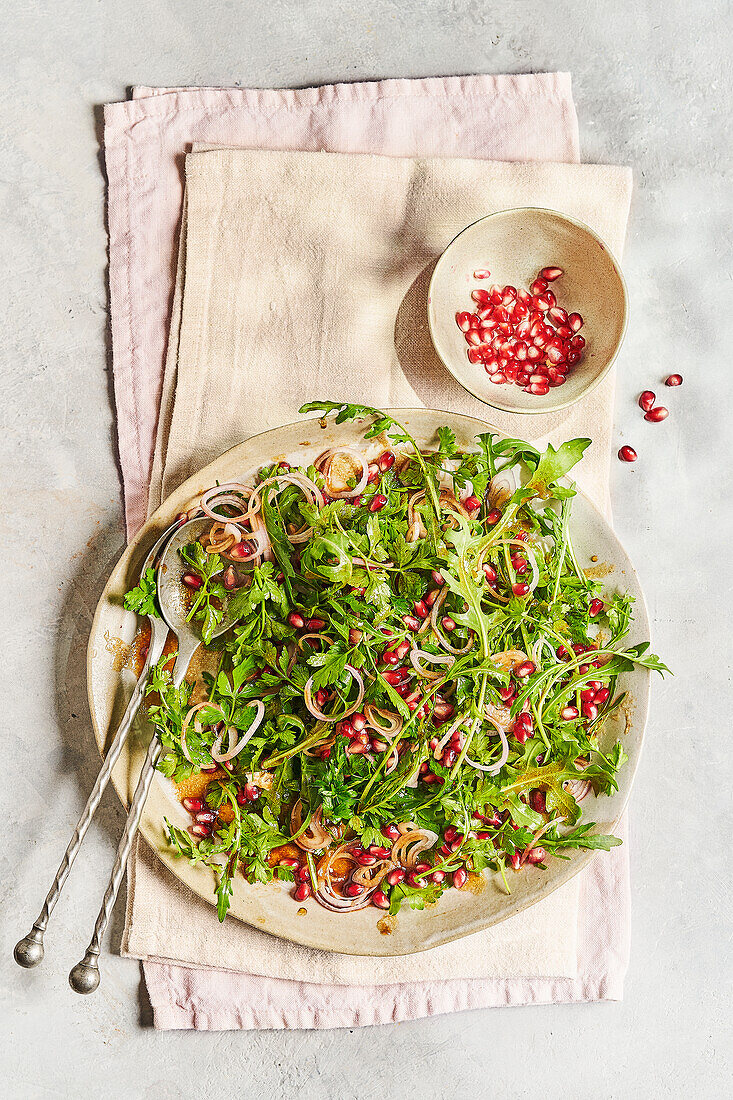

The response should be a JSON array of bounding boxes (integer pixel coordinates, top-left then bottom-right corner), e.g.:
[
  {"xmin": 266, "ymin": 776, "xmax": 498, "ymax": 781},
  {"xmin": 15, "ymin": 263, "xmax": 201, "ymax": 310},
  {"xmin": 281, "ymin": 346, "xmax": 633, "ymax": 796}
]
[{"xmin": 87, "ymin": 409, "xmax": 649, "ymax": 956}]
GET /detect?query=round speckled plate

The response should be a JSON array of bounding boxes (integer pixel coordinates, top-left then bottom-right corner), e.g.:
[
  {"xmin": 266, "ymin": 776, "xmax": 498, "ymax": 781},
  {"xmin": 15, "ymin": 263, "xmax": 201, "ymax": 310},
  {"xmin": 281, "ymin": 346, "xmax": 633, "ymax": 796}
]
[{"xmin": 87, "ymin": 409, "xmax": 650, "ymax": 956}]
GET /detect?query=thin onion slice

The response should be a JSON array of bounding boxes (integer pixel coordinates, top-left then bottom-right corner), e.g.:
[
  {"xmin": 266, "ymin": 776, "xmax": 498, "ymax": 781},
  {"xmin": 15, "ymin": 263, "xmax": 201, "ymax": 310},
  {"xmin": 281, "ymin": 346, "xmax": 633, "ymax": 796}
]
[
  {"xmin": 314, "ymin": 446, "xmax": 370, "ymax": 499},
  {"xmin": 363, "ymin": 705, "xmax": 403, "ymax": 736},
  {"xmin": 303, "ymin": 665, "xmax": 365, "ymax": 722},
  {"xmin": 180, "ymin": 701, "xmax": 227, "ymax": 763},
  {"xmin": 430, "ymin": 588, "xmax": 474, "ymax": 655},
  {"xmin": 465, "ymin": 716, "xmax": 509, "ymax": 776},
  {"xmin": 410, "ymin": 648, "xmax": 455, "ymax": 679},
  {"xmin": 200, "ymin": 483, "xmax": 253, "ymax": 522},
  {"xmin": 211, "ymin": 701, "xmax": 265, "ymax": 762}
]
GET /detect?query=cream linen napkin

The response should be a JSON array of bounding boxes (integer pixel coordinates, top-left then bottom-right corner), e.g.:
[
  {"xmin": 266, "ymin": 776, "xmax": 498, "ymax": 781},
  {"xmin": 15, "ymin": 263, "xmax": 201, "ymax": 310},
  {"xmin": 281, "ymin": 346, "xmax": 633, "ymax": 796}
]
[{"xmin": 121, "ymin": 147, "xmax": 632, "ymax": 1002}]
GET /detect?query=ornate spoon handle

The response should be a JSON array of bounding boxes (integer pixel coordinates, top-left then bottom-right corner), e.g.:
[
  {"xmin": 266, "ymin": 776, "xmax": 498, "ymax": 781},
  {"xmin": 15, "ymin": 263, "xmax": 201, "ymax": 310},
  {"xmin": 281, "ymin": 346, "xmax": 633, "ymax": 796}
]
[
  {"xmin": 68, "ymin": 635, "xmax": 199, "ymax": 994},
  {"xmin": 14, "ymin": 618, "xmax": 169, "ymax": 971}
]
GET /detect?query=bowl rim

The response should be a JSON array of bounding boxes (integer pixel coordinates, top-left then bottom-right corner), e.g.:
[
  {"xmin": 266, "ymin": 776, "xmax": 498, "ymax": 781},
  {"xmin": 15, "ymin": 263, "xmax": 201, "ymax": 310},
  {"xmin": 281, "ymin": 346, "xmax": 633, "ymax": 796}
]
[{"xmin": 427, "ymin": 206, "xmax": 629, "ymax": 416}]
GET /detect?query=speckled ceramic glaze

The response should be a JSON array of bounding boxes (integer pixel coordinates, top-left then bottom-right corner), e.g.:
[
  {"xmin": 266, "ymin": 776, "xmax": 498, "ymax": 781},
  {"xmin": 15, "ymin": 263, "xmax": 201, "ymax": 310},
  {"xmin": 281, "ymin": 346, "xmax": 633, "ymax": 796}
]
[
  {"xmin": 87, "ymin": 410, "xmax": 649, "ymax": 956},
  {"xmin": 428, "ymin": 208, "xmax": 628, "ymax": 414}
]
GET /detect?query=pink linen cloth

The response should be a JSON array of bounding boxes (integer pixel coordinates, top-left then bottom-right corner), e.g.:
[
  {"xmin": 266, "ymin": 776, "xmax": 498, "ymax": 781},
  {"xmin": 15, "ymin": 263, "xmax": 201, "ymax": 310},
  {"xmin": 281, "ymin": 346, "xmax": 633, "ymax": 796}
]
[{"xmin": 103, "ymin": 75, "xmax": 630, "ymax": 1029}]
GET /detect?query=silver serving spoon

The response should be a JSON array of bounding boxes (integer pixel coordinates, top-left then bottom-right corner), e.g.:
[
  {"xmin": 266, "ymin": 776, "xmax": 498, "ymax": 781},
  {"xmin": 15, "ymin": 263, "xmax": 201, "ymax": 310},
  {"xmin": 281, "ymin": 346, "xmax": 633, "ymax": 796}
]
[
  {"xmin": 68, "ymin": 517, "xmax": 233, "ymax": 994},
  {"xmin": 14, "ymin": 520, "xmax": 179, "ymax": 972}
]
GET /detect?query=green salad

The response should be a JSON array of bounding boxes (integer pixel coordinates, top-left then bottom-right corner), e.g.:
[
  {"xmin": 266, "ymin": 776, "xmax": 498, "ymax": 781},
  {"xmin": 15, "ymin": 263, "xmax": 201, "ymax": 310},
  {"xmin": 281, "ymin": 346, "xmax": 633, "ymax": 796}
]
[{"xmin": 125, "ymin": 402, "xmax": 667, "ymax": 921}]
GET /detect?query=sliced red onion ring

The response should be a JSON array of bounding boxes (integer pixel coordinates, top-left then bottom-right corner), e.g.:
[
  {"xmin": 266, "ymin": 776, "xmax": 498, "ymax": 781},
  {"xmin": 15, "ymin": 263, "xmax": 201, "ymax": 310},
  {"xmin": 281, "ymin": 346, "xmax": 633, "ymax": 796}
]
[
  {"xmin": 465, "ymin": 716, "xmax": 509, "ymax": 776},
  {"xmin": 409, "ymin": 648, "xmax": 455, "ymax": 679},
  {"xmin": 211, "ymin": 701, "xmax": 265, "ymax": 762},
  {"xmin": 200, "ymin": 483, "xmax": 253, "ymax": 522},
  {"xmin": 314, "ymin": 447, "xmax": 370, "ymax": 499},
  {"xmin": 303, "ymin": 665, "xmax": 365, "ymax": 722},
  {"xmin": 180, "ymin": 702, "xmax": 227, "ymax": 763}
]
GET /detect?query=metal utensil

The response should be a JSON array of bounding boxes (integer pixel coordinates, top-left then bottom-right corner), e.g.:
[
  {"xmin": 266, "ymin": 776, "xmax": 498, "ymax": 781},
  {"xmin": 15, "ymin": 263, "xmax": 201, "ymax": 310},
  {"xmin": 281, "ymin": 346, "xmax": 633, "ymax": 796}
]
[
  {"xmin": 14, "ymin": 522, "xmax": 179, "ymax": 972},
  {"xmin": 68, "ymin": 517, "xmax": 231, "ymax": 994}
]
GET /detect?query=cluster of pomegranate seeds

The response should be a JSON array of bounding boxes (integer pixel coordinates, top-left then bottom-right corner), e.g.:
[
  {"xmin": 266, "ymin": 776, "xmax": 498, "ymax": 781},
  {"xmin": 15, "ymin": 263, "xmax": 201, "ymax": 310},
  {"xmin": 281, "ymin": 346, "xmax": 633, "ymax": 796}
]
[
  {"xmin": 619, "ymin": 374, "xmax": 683, "ymax": 462},
  {"xmin": 456, "ymin": 265, "xmax": 584, "ymax": 393}
]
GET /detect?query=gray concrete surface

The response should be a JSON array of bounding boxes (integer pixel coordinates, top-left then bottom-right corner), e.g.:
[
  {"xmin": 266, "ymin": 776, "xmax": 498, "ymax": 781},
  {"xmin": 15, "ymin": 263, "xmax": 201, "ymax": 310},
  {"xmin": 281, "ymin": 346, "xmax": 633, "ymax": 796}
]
[{"xmin": 1, "ymin": 1, "xmax": 731, "ymax": 1097}]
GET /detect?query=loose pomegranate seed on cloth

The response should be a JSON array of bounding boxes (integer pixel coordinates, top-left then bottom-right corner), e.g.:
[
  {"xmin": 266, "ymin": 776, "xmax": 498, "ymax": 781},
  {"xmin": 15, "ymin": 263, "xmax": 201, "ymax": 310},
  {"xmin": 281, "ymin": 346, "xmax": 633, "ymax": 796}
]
[{"xmin": 455, "ymin": 266, "xmax": 585, "ymax": 392}]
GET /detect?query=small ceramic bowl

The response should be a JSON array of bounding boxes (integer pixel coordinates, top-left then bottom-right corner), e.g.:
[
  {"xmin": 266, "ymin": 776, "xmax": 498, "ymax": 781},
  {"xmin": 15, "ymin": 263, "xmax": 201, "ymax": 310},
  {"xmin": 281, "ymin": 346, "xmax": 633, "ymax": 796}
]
[{"xmin": 427, "ymin": 207, "xmax": 628, "ymax": 414}]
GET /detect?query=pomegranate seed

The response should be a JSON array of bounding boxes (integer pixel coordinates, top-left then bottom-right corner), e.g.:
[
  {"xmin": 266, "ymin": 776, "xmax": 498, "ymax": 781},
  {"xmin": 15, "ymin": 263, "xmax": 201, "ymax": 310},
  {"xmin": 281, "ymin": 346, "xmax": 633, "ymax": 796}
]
[
  {"xmin": 349, "ymin": 712, "xmax": 366, "ymax": 731},
  {"xmin": 645, "ymin": 406, "xmax": 669, "ymax": 422},
  {"xmin": 382, "ymin": 670, "xmax": 401, "ymax": 686},
  {"xmin": 346, "ymin": 741, "xmax": 367, "ymax": 755},
  {"xmin": 402, "ymin": 614, "xmax": 420, "ymax": 631},
  {"xmin": 561, "ymin": 705, "xmax": 579, "ymax": 720},
  {"xmin": 279, "ymin": 856, "xmax": 300, "ymax": 870},
  {"xmin": 568, "ymin": 313, "xmax": 584, "ymax": 332},
  {"xmin": 512, "ymin": 582, "xmax": 529, "ymax": 597},
  {"xmin": 430, "ymin": 870, "xmax": 446, "ymax": 884},
  {"xmin": 589, "ymin": 599, "xmax": 604, "ymax": 617},
  {"xmin": 182, "ymin": 797, "xmax": 203, "ymax": 813},
  {"xmin": 525, "ymin": 847, "xmax": 548, "ymax": 865},
  {"xmin": 514, "ymin": 660, "xmax": 535, "ymax": 678},
  {"xmin": 464, "ymin": 494, "xmax": 481, "ymax": 511},
  {"xmin": 182, "ymin": 573, "xmax": 202, "ymax": 590},
  {"xmin": 348, "ymin": 628, "xmax": 363, "ymax": 645},
  {"xmin": 355, "ymin": 852, "xmax": 377, "ymax": 867},
  {"xmin": 529, "ymin": 789, "xmax": 547, "ymax": 814},
  {"xmin": 471, "ymin": 289, "xmax": 490, "ymax": 305},
  {"xmin": 595, "ymin": 687, "xmax": 610, "ymax": 705},
  {"xmin": 371, "ymin": 889, "xmax": 390, "ymax": 910},
  {"xmin": 639, "ymin": 390, "xmax": 656, "ymax": 412},
  {"xmin": 530, "ymin": 278, "xmax": 548, "ymax": 295},
  {"xmin": 433, "ymin": 701, "xmax": 454, "ymax": 721},
  {"xmin": 296, "ymin": 866, "xmax": 311, "ymax": 882},
  {"xmin": 382, "ymin": 648, "xmax": 399, "ymax": 664},
  {"xmin": 581, "ymin": 701, "xmax": 598, "ymax": 722},
  {"xmin": 293, "ymin": 883, "xmax": 311, "ymax": 901},
  {"xmin": 307, "ymin": 617, "xmax": 326, "ymax": 631},
  {"xmin": 455, "ymin": 311, "xmax": 473, "ymax": 332},
  {"xmin": 618, "ymin": 446, "xmax": 637, "ymax": 463},
  {"xmin": 548, "ymin": 306, "xmax": 568, "ymax": 325},
  {"xmin": 441, "ymin": 616, "xmax": 456, "ymax": 632},
  {"xmin": 452, "ymin": 867, "xmax": 468, "ymax": 889},
  {"xmin": 378, "ymin": 451, "xmax": 396, "ymax": 472},
  {"xmin": 444, "ymin": 826, "xmax": 458, "ymax": 842},
  {"xmin": 508, "ymin": 851, "xmax": 521, "ymax": 871},
  {"xmin": 222, "ymin": 565, "xmax": 241, "ymax": 591},
  {"xmin": 287, "ymin": 611, "xmax": 305, "ymax": 629},
  {"xmin": 483, "ymin": 563, "xmax": 497, "ymax": 583},
  {"xmin": 665, "ymin": 374, "xmax": 683, "ymax": 387},
  {"xmin": 381, "ymin": 823, "xmax": 400, "ymax": 842},
  {"xmin": 413, "ymin": 599, "xmax": 429, "ymax": 619},
  {"xmin": 487, "ymin": 509, "xmax": 501, "ymax": 524},
  {"xmin": 228, "ymin": 542, "xmax": 252, "ymax": 561},
  {"xmin": 540, "ymin": 266, "xmax": 563, "ymax": 281},
  {"xmin": 395, "ymin": 640, "xmax": 411, "ymax": 660},
  {"xmin": 195, "ymin": 810, "xmax": 217, "ymax": 824},
  {"xmin": 386, "ymin": 868, "xmax": 405, "ymax": 886},
  {"xmin": 367, "ymin": 464, "xmax": 380, "ymax": 484},
  {"xmin": 369, "ymin": 494, "xmax": 388, "ymax": 511},
  {"xmin": 473, "ymin": 268, "xmax": 491, "ymax": 279},
  {"xmin": 243, "ymin": 783, "xmax": 259, "ymax": 802},
  {"xmin": 556, "ymin": 645, "xmax": 570, "ymax": 660},
  {"xmin": 570, "ymin": 334, "xmax": 585, "ymax": 349},
  {"xmin": 430, "ymin": 569, "xmax": 446, "ymax": 587},
  {"xmin": 191, "ymin": 824, "xmax": 210, "ymax": 839}
]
